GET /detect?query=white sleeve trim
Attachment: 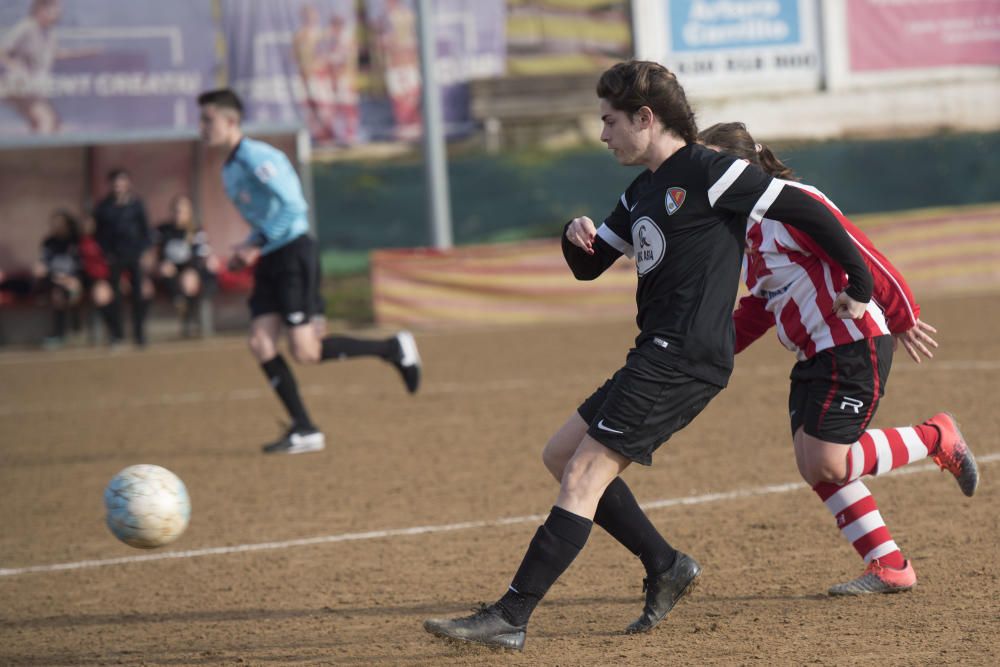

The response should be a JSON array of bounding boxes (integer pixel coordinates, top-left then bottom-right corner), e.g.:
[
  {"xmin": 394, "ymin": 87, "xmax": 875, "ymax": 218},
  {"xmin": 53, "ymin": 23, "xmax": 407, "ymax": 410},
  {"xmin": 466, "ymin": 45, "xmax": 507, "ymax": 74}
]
[
  {"xmin": 748, "ymin": 179, "xmax": 786, "ymax": 223},
  {"xmin": 597, "ymin": 223, "xmax": 633, "ymax": 258},
  {"xmin": 707, "ymin": 160, "xmax": 749, "ymax": 207}
]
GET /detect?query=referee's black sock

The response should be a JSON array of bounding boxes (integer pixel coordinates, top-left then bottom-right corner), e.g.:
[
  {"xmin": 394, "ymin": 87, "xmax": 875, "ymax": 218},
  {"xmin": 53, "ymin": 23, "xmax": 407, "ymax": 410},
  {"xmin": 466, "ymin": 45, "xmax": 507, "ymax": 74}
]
[
  {"xmin": 495, "ymin": 506, "xmax": 592, "ymax": 627},
  {"xmin": 260, "ymin": 354, "xmax": 315, "ymax": 431},
  {"xmin": 320, "ymin": 335, "xmax": 395, "ymax": 361},
  {"xmin": 594, "ymin": 477, "xmax": 677, "ymax": 576}
]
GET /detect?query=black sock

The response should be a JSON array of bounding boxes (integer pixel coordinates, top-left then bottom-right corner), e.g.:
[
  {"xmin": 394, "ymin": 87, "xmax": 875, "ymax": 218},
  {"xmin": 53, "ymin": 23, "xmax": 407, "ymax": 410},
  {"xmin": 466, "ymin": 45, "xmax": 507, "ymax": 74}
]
[
  {"xmin": 594, "ymin": 477, "xmax": 676, "ymax": 576},
  {"xmin": 52, "ymin": 309, "xmax": 67, "ymax": 337},
  {"xmin": 495, "ymin": 506, "xmax": 592, "ymax": 627},
  {"xmin": 132, "ymin": 298, "xmax": 149, "ymax": 343},
  {"xmin": 260, "ymin": 354, "xmax": 314, "ymax": 430},
  {"xmin": 100, "ymin": 303, "xmax": 123, "ymax": 341},
  {"xmin": 320, "ymin": 335, "xmax": 396, "ymax": 361}
]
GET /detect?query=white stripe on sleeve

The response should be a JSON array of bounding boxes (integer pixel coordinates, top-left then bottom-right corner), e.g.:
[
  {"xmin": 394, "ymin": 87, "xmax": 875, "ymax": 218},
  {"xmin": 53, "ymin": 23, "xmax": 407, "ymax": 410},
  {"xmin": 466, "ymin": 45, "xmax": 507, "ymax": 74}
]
[
  {"xmin": 597, "ymin": 223, "xmax": 634, "ymax": 258},
  {"xmin": 707, "ymin": 160, "xmax": 748, "ymax": 207},
  {"xmin": 748, "ymin": 179, "xmax": 785, "ymax": 223}
]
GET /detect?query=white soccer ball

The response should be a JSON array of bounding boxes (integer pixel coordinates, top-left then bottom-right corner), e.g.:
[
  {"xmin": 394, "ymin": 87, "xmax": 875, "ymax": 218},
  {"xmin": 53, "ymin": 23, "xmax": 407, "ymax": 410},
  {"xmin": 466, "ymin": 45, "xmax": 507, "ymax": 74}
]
[{"xmin": 103, "ymin": 464, "xmax": 191, "ymax": 549}]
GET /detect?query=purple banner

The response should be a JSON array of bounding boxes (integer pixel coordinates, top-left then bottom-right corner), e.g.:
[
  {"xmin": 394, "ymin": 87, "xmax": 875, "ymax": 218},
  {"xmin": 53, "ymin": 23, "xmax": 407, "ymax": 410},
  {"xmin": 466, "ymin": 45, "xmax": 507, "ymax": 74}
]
[
  {"xmin": 224, "ymin": 0, "xmax": 505, "ymax": 146},
  {"xmin": 0, "ymin": 0, "xmax": 215, "ymax": 138}
]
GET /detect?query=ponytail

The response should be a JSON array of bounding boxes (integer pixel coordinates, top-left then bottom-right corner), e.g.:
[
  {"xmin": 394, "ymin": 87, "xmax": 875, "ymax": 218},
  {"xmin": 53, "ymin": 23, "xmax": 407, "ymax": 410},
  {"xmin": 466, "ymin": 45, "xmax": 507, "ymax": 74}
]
[{"xmin": 697, "ymin": 122, "xmax": 798, "ymax": 181}]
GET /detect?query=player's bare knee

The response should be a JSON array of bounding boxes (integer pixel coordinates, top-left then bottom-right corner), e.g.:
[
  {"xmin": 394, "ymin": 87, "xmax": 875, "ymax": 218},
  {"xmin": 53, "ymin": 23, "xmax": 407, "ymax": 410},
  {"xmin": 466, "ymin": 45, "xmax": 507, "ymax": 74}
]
[
  {"xmin": 290, "ymin": 346, "xmax": 320, "ymax": 364},
  {"xmin": 541, "ymin": 442, "xmax": 567, "ymax": 481},
  {"xmin": 805, "ymin": 462, "xmax": 848, "ymax": 486},
  {"xmin": 248, "ymin": 333, "xmax": 274, "ymax": 361}
]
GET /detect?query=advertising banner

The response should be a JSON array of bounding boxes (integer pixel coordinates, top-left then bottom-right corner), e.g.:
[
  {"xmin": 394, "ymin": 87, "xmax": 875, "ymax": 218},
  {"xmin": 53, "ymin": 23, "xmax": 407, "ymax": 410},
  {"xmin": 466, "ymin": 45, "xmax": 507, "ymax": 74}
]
[
  {"xmin": 655, "ymin": 0, "xmax": 822, "ymax": 95},
  {"xmin": 847, "ymin": 0, "xmax": 1000, "ymax": 72},
  {"xmin": 0, "ymin": 0, "xmax": 216, "ymax": 139},
  {"xmin": 224, "ymin": 0, "xmax": 505, "ymax": 146}
]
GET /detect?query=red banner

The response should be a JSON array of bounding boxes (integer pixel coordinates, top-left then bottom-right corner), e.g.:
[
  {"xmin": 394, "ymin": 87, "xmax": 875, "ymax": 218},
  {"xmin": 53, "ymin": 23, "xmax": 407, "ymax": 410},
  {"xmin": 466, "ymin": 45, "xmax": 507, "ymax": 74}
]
[{"xmin": 848, "ymin": 0, "xmax": 1000, "ymax": 72}]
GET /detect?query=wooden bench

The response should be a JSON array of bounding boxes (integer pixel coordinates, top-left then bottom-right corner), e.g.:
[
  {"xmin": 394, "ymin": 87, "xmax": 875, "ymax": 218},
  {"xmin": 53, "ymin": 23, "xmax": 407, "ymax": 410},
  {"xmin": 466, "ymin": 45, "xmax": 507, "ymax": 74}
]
[{"xmin": 469, "ymin": 73, "xmax": 601, "ymax": 152}]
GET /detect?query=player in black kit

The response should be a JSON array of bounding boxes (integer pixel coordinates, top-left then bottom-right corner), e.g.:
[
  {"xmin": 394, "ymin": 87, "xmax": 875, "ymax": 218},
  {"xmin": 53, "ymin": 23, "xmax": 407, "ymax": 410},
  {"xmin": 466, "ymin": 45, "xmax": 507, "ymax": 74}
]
[{"xmin": 424, "ymin": 61, "xmax": 876, "ymax": 651}]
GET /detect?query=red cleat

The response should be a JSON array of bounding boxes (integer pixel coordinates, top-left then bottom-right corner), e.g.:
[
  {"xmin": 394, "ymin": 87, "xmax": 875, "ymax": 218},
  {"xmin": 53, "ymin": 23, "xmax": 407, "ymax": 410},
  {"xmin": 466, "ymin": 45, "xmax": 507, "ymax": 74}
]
[
  {"xmin": 925, "ymin": 412, "xmax": 979, "ymax": 497},
  {"xmin": 829, "ymin": 559, "xmax": 917, "ymax": 596}
]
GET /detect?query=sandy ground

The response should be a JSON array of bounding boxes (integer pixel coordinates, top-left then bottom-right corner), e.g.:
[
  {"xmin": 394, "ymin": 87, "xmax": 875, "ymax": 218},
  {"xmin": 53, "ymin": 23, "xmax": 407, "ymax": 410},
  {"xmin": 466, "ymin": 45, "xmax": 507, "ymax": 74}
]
[{"xmin": 1, "ymin": 293, "xmax": 997, "ymax": 666}]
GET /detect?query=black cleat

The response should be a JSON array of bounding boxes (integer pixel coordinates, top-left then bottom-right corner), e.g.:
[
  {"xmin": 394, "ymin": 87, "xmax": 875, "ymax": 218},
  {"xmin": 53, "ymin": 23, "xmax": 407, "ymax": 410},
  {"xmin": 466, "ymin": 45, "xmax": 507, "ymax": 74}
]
[
  {"xmin": 424, "ymin": 605, "xmax": 526, "ymax": 651},
  {"xmin": 392, "ymin": 330, "xmax": 422, "ymax": 394},
  {"xmin": 625, "ymin": 552, "xmax": 701, "ymax": 634}
]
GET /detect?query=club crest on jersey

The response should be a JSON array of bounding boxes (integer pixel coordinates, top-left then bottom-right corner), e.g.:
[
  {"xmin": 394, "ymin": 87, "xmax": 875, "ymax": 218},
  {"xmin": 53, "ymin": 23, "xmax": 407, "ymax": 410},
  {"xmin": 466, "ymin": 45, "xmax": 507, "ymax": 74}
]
[
  {"xmin": 665, "ymin": 187, "xmax": 686, "ymax": 215},
  {"xmin": 631, "ymin": 216, "xmax": 665, "ymax": 277}
]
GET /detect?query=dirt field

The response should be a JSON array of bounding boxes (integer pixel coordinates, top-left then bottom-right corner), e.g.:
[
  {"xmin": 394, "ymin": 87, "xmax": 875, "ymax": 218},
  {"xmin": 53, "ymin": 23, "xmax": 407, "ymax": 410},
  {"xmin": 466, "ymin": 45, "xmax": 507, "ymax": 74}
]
[{"xmin": 1, "ymin": 293, "xmax": 997, "ymax": 666}]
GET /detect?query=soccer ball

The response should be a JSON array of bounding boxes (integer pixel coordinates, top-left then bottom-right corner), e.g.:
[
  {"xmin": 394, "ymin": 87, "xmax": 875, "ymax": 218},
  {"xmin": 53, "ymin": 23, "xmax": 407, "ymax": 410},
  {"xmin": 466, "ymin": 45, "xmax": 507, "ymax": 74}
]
[{"xmin": 104, "ymin": 464, "xmax": 191, "ymax": 549}]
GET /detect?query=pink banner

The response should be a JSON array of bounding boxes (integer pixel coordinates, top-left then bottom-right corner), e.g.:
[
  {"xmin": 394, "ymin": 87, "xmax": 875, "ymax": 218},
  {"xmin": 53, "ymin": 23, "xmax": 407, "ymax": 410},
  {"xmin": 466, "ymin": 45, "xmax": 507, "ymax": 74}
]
[{"xmin": 848, "ymin": 0, "xmax": 1000, "ymax": 71}]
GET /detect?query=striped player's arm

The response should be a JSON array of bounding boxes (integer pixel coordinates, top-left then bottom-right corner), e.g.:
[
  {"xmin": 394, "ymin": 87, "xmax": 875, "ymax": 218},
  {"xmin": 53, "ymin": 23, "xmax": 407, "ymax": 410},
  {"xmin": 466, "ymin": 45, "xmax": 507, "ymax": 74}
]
[{"xmin": 732, "ymin": 293, "xmax": 775, "ymax": 354}]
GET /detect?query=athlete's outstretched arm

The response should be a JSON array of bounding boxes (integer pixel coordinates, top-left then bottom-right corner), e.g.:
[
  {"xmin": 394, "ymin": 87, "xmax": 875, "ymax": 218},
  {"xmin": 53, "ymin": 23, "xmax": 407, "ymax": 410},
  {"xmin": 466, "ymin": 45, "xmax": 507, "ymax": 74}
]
[
  {"xmin": 764, "ymin": 186, "xmax": 874, "ymax": 306},
  {"xmin": 561, "ymin": 217, "xmax": 621, "ymax": 280}
]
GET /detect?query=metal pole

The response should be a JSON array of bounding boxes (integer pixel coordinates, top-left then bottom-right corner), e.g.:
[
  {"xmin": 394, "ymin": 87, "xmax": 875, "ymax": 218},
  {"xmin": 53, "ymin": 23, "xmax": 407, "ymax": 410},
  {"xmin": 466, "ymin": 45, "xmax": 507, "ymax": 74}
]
[{"xmin": 415, "ymin": 0, "xmax": 453, "ymax": 249}]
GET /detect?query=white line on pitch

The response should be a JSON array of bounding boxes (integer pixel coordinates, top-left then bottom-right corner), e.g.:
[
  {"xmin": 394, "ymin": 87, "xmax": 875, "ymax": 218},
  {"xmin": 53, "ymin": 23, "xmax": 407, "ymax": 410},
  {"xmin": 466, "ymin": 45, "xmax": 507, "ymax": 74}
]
[{"xmin": 2, "ymin": 453, "xmax": 996, "ymax": 578}]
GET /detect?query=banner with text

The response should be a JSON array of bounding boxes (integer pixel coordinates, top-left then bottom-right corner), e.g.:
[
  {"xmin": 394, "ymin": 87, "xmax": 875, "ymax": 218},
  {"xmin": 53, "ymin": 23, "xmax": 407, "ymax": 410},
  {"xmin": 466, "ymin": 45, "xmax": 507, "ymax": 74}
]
[
  {"xmin": 655, "ymin": 0, "xmax": 822, "ymax": 95},
  {"xmin": 0, "ymin": 0, "xmax": 215, "ymax": 139},
  {"xmin": 847, "ymin": 0, "xmax": 1000, "ymax": 72}
]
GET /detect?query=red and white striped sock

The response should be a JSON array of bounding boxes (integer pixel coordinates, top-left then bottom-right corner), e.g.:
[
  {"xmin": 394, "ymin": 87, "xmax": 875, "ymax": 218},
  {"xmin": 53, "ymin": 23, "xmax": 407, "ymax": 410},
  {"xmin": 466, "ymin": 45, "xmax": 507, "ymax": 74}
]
[
  {"xmin": 813, "ymin": 479, "xmax": 905, "ymax": 569},
  {"xmin": 846, "ymin": 424, "xmax": 939, "ymax": 482}
]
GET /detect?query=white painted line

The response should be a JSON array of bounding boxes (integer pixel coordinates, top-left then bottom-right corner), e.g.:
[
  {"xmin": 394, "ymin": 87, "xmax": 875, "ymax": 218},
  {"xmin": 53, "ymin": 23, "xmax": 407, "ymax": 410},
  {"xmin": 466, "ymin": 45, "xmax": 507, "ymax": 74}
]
[{"xmin": 2, "ymin": 453, "xmax": 995, "ymax": 578}]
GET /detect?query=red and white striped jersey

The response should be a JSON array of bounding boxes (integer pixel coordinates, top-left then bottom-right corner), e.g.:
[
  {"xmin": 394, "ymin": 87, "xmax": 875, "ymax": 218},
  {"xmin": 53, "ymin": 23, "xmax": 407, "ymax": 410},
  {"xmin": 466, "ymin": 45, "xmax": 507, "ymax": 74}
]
[{"xmin": 733, "ymin": 181, "xmax": 919, "ymax": 361}]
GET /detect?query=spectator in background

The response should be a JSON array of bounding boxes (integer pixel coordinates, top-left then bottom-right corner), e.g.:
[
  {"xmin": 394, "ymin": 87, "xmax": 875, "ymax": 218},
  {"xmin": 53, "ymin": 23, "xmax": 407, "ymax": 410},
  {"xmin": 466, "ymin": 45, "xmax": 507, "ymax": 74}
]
[
  {"xmin": 93, "ymin": 168, "xmax": 153, "ymax": 348},
  {"xmin": 78, "ymin": 213, "xmax": 118, "ymax": 343},
  {"xmin": 374, "ymin": 0, "xmax": 421, "ymax": 140},
  {"xmin": 32, "ymin": 208, "xmax": 81, "ymax": 346},
  {"xmin": 154, "ymin": 194, "xmax": 219, "ymax": 337}
]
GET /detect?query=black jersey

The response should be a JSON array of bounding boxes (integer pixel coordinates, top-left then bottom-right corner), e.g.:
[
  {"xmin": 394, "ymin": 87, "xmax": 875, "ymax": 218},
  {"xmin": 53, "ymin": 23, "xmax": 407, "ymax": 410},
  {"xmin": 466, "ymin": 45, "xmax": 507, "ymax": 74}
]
[
  {"xmin": 562, "ymin": 143, "xmax": 873, "ymax": 388},
  {"xmin": 154, "ymin": 222, "xmax": 210, "ymax": 268},
  {"xmin": 41, "ymin": 236, "xmax": 81, "ymax": 277}
]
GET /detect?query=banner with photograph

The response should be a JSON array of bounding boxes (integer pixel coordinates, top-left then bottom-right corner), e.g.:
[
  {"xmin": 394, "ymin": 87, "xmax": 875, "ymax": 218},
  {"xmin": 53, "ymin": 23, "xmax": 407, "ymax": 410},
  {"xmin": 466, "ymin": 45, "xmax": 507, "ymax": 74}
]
[
  {"xmin": 652, "ymin": 0, "xmax": 822, "ymax": 95},
  {"xmin": 847, "ymin": 0, "xmax": 1000, "ymax": 72},
  {"xmin": 0, "ymin": 0, "xmax": 215, "ymax": 139},
  {"xmin": 223, "ymin": 0, "xmax": 505, "ymax": 146}
]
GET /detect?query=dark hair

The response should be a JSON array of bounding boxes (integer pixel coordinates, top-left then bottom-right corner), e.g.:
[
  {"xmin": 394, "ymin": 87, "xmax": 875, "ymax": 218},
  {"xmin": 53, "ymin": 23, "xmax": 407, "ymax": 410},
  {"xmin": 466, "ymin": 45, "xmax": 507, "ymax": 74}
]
[
  {"xmin": 107, "ymin": 167, "xmax": 129, "ymax": 182},
  {"xmin": 697, "ymin": 122, "xmax": 797, "ymax": 181},
  {"xmin": 50, "ymin": 208, "xmax": 80, "ymax": 243},
  {"xmin": 596, "ymin": 60, "xmax": 698, "ymax": 143},
  {"xmin": 197, "ymin": 88, "xmax": 244, "ymax": 118}
]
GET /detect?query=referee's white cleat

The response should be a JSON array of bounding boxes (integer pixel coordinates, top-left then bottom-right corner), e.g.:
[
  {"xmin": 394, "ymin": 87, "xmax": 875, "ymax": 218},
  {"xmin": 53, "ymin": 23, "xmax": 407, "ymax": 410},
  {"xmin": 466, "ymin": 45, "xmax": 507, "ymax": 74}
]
[
  {"xmin": 262, "ymin": 426, "xmax": 326, "ymax": 454},
  {"xmin": 392, "ymin": 330, "xmax": 422, "ymax": 394}
]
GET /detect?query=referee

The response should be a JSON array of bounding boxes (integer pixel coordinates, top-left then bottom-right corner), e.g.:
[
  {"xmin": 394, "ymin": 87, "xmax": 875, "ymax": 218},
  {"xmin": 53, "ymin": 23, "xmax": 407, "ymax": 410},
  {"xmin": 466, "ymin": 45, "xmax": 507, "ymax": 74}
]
[{"xmin": 197, "ymin": 89, "xmax": 422, "ymax": 455}]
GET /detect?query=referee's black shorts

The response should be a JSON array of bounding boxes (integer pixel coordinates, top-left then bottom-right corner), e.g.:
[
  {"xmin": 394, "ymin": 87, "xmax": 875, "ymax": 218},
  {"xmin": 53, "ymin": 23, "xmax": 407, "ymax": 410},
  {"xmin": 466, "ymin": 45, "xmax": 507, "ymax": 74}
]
[
  {"xmin": 249, "ymin": 235, "xmax": 323, "ymax": 327},
  {"xmin": 788, "ymin": 335, "xmax": 893, "ymax": 444},
  {"xmin": 577, "ymin": 338, "xmax": 722, "ymax": 466}
]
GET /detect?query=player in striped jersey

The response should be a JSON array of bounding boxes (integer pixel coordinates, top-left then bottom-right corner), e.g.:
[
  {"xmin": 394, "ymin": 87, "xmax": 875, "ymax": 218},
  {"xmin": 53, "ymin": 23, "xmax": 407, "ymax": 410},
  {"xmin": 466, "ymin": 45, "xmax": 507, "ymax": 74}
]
[
  {"xmin": 699, "ymin": 122, "xmax": 979, "ymax": 596},
  {"xmin": 425, "ymin": 61, "xmax": 885, "ymax": 651}
]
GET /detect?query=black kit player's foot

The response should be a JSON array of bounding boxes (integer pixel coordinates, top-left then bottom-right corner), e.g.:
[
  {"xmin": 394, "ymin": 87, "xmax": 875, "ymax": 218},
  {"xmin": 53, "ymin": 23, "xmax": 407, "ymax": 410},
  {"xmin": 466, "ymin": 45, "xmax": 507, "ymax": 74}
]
[
  {"xmin": 262, "ymin": 425, "xmax": 326, "ymax": 454},
  {"xmin": 391, "ymin": 330, "xmax": 422, "ymax": 394},
  {"xmin": 423, "ymin": 605, "xmax": 526, "ymax": 651},
  {"xmin": 625, "ymin": 552, "xmax": 701, "ymax": 634}
]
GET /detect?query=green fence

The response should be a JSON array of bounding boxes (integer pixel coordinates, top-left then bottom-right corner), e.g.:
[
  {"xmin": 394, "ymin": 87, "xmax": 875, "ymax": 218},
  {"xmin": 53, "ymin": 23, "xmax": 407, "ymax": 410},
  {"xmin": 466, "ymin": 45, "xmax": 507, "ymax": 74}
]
[{"xmin": 313, "ymin": 131, "xmax": 1000, "ymax": 274}]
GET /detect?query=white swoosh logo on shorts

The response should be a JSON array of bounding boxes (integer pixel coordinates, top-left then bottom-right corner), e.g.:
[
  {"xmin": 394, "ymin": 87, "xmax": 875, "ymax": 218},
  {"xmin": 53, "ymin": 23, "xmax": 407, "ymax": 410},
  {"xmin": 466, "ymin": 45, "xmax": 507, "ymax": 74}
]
[{"xmin": 596, "ymin": 419, "xmax": 624, "ymax": 434}]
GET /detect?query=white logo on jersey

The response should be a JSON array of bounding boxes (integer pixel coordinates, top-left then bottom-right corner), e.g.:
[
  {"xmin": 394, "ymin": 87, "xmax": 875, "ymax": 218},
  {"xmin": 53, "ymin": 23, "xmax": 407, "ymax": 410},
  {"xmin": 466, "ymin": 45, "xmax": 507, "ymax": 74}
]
[
  {"xmin": 840, "ymin": 397, "xmax": 864, "ymax": 414},
  {"xmin": 254, "ymin": 161, "xmax": 277, "ymax": 182},
  {"xmin": 631, "ymin": 217, "xmax": 666, "ymax": 277}
]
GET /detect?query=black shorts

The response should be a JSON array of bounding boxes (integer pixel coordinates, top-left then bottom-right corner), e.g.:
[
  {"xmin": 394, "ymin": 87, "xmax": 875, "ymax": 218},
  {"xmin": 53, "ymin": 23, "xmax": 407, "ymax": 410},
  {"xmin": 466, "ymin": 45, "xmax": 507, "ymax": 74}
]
[
  {"xmin": 249, "ymin": 235, "xmax": 323, "ymax": 326},
  {"xmin": 577, "ymin": 339, "xmax": 722, "ymax": 466},
  {"xmin": 788, "ymin": 335, "xmax": 893, "ymax": 444}
]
